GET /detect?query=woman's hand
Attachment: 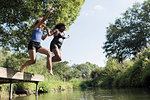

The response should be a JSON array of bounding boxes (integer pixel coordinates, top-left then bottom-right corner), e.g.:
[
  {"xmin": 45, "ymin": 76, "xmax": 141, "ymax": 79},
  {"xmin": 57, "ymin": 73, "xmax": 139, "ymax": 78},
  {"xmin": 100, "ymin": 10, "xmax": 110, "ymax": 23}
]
[
  {"xmin": 65, "ymin": 35, "xmax": 70, "ymax": 39},
  {"xmin": 50, "ymin": 8, "xmax": 54, "ymax": 12},
  {"xmin": 46, "ymin": 27, "xmax": 51, "ymax": 36}
]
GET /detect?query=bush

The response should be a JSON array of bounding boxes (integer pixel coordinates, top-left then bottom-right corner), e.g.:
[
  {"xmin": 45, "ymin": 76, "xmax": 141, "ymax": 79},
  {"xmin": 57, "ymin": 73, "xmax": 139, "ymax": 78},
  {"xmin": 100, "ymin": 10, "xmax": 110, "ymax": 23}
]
[
  {"xmin": 13, "ymin": 83, "xmax": 35, "ymax": 95},
  {"xmin": 87, "ymin": 47, "xmax": 150, "ymax": 88},
  {"xmin": 70, "ymin": 78, "xmax": 83, "ymax": 89}
]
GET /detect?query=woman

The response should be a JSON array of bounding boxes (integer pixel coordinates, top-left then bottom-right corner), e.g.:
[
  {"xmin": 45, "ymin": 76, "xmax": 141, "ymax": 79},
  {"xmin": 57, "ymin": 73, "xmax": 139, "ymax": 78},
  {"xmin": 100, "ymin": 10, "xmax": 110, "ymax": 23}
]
[
  {"xmin": 20, "ymin": 8, "xmax": 54, "ymax": 75},
  {"xmin": 48, "ymin": 23, "xmax": 70, "ymax": 62}
]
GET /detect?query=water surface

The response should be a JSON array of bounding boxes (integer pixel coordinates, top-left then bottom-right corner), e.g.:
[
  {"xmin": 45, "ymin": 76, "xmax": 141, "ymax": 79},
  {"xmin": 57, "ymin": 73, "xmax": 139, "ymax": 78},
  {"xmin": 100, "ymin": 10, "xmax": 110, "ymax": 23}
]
[{"xmin": 12, "ymin": 88, "xmax": 150, "ymax": 100}]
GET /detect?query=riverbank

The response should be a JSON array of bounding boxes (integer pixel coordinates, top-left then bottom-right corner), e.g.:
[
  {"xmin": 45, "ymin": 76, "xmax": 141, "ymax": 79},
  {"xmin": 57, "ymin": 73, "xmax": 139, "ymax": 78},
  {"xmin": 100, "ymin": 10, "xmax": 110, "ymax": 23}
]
[
  {"xmin": 0, "ymin": 78, "xmax": 84, "ymax": 99},
  {"xmin": 84, "ymin": 47, "xmax": 150, "ymax": 88}
]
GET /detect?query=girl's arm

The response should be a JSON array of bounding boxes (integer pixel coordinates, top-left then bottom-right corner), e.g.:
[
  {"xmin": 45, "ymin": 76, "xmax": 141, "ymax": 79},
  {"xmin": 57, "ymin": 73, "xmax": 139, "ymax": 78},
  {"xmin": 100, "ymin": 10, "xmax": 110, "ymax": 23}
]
[
  {"xmin": 48, "ymin": 29, "xmax": 58, "ymax": 36},
  {"xmin": 33, "ymin": 8, "xmax": 54, "ymax": 30},
  {"xmin": 41, "ymin": 33, "xmax": 48, "ymax": 40},
  {"xmin": 63, "ymin": 35, "xmax": 70, "ymax": 39},
  {"xmin": 62, "ymin": 32, "xmax": 70, "ymax": 39},
  {"xmin": 41, "ymin": 27, "xmax": 52, "ymax": 40}
]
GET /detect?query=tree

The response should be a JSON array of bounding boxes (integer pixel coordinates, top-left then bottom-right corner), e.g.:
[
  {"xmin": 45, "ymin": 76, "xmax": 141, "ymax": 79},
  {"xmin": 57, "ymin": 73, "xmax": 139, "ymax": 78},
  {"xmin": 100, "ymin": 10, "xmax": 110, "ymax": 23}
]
[
  {"xmin": 72, "ymin": 68, "xmax": 82, "ymax": 78},
  {"xmin": 72, "ymin": 62, "xmax": 98, "ymax": 79},
  {"xmin": 52, "ymin": 61, "xmax": 73, "ymax": 81},
  {"xmin": 90, "ymin": 67, "xmax": 105, "ymax": 79},
  {"xmin": 0, "ymin": 48, "xmax": 11, "ymax": 67},
  {"xmin": 0, "ymin": 0, "xmax": 85, "ymax": 52},
  {"xmin": 103, "ymin": 0, "xmax": 150, "ymax": 62}
]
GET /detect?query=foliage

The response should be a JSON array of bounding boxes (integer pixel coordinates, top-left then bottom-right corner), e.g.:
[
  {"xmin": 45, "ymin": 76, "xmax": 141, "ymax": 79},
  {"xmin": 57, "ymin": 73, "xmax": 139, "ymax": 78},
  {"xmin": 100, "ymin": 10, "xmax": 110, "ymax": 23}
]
[
  {"xmin": 70, "ymin": 78, "xmax": 83, "ymax": 89},
  {"xmin": 90, "ymin": 67, "xmax": 105, "ymax": 79},
  {"xmin": 114, "ymin": 47, "xmax": 150, "ymax": 87},
  {"xmin": 72, "ymin": 62, "xmax": 98, "ymax": 79},
  {"xmin": 0, "ymin": 0, "xmax": 85, "ymax": 52},
  {"xmin": 38, "ymin": 80, "xmax": 52, "ymax": 93},
  {"xmin": 3, "ymin": 53, "xmax": 28, "ymax": 70},
  {"xmin": 89, "ymin": 59, "xmax": 123, "ymax": 88},
  {"xmin": 52, "ymin": 61, "xmax": 73, "ymax": 81},
  {"xmin": 0, "ymin": 48, "xmax": 11, "ymax": 67},
  {"xmin": 39, "ymin": 80, "xmax": 73, "ymax": 92},
  {"xmin": 88, "ymin": 46, "xmax": 150, "ymax": 88},
  {"xmin": 0, "ymin": 84, "xmax": 10, "ymax": 98},
  {"xmin": 13, "ymin": 83, "xmax": 35, "ymax": 95},
  {"xmin": 72, "ymin": 68, "xmax": 82, "ymax": 78},
  {"xmin": 103, "ymin": 0, "xmax": 150, "ymax": 62}
]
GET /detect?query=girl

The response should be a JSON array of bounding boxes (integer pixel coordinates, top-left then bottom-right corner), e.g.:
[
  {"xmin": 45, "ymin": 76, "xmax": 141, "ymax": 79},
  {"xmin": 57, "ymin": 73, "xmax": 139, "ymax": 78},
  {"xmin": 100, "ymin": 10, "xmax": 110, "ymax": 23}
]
[
  {"xmin": 48, "ymin": 23, "xmax": 70, "ymax": 62},
  {"xmin": 20, "ymin": 8, "xmax": 54, "ymax": 75}
]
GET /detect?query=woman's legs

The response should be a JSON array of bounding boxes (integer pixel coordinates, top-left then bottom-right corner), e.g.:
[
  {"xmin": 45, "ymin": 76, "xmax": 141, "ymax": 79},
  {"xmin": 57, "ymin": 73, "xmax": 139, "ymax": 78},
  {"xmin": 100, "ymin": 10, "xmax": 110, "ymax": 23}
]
[
  {"xmin": 20, "ymin": 49, "xmax": 36, "ymax": 72},
  {"xmin": 37, "ymin": 47, "xmax": 53, "ymax": 75},
  {"xmin": 52, "ymin": 48, "xmax": 62, "ymax": 62}
]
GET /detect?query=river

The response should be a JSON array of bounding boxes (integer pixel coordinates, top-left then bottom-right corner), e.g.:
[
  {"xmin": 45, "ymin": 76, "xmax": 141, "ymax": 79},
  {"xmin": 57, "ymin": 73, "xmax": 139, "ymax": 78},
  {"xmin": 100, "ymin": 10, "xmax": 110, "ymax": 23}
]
[{"xmin": 11, "ymin": 88, "xmax": 150, "ymax": 100}]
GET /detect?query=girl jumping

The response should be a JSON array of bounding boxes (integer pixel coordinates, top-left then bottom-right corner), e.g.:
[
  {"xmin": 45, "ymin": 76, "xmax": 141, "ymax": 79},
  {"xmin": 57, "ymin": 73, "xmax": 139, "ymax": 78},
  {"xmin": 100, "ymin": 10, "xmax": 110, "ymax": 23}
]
[
  {"xmin": 20, "ymin": 8, "xmax": 54, "ymax": 75},
  {"xmin": 47, "ymin": 23, "xmax": 70, "ymax": 62}
]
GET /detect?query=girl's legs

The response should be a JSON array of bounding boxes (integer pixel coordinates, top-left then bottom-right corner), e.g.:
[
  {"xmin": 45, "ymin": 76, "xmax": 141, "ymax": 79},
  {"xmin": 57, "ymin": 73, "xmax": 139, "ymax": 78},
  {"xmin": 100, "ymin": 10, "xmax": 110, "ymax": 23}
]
[
  {"xmin": 52, "ymin": 48, "xmax": 62, "ymax": 62},
  {"xmin": 20, "ymin": 49, "xmax": 36, "ymax": 72},
  {"xmin": 37, "ymin": 47, "xmax": 53, "ymax": 75}
]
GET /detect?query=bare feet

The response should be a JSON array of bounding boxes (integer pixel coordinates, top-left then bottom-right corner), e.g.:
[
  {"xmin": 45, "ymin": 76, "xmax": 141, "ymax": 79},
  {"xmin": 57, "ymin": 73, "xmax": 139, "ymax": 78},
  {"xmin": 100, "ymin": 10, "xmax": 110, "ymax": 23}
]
[{"xmin": 48, "ymin": 70, "xmax": 53, "ymax": 76}]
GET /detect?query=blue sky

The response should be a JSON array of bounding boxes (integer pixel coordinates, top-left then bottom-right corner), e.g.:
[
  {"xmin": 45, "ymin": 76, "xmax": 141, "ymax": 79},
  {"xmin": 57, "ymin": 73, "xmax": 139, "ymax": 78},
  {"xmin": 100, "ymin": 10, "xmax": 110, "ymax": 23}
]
[{"xmin": 42, "ymin": 0, "xmax": 145, "ymax": 67}]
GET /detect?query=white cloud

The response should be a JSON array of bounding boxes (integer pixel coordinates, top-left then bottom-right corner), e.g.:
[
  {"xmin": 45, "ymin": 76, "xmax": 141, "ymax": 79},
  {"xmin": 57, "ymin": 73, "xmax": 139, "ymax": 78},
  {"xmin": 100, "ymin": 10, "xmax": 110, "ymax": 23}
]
[
  {"xmin": 94, "ymin": 5, "xmax": 104, "ymax": 10},
  {"xmin": 82, "ymin": 5, "xmax": 103, "ymax": 17}
]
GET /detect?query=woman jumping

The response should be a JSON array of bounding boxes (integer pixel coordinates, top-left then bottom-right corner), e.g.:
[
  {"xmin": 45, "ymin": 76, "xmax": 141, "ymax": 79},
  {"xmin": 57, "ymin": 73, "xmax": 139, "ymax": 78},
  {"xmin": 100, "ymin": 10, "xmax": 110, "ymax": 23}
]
[
  {"xmin": 20, "ymin": 8, "xmax": 54, "ymax": 75},
  {"xmin": 48, "ymin": 23, "xmax": 70, "ymax": 62}
]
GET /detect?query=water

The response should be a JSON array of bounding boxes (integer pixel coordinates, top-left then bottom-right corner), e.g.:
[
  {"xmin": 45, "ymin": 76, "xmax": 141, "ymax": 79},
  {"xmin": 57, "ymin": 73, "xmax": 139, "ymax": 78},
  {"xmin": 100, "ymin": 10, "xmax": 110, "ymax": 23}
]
[{"xmin": 11, "ymin": 88, "xmax": 150, "ymax": 100}]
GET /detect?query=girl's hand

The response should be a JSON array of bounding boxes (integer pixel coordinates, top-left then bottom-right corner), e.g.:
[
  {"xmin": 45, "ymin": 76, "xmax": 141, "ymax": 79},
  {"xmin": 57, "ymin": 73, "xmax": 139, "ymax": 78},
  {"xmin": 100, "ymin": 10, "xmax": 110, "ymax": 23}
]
[
  {"xmin": 46, "ymin": 27, "xmax": 51, "ymax": 36},
  {"xmin": 50, "ymin": 8, "xmax": 54, "ymax": 12},
  {"xmin": 65, "ymin": 35, "xmax": 70, "ymax": 39}
]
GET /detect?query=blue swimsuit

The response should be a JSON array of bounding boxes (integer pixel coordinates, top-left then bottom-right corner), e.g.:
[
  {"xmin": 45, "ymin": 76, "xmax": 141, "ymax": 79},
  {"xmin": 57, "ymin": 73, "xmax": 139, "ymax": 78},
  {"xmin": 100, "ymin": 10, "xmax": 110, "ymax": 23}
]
[
  {"xmin": 28, "ymin": 28, "xmax": 43, "ymax": 51},
  {"xmin": 30, "ymin": 28, "xmax": 43, "ymax": 42}
]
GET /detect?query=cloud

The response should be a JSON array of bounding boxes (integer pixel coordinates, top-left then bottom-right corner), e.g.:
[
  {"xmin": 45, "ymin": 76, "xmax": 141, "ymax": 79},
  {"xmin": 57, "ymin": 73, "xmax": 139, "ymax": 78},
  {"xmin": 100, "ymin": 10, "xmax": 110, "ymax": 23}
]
[
  {"xmin": 94, "ymin": 5, "xmax": 104, "ymax": 10},
  {"xmin": 82, "ymin": 4, "xmax": 104, "ymax": 17}
]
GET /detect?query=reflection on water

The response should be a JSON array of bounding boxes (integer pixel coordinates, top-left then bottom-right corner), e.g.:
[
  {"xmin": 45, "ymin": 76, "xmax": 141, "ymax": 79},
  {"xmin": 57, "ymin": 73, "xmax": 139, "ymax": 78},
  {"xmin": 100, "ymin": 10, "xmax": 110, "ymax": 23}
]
[{"xmin": 11, "ymin": 88, "xmax": 150, "ymax": 100}]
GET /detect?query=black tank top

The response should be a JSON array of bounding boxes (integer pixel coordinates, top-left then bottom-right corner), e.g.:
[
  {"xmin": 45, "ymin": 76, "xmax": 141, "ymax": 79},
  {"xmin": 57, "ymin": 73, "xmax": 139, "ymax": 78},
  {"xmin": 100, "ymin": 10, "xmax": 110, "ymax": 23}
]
[{"xmin": 51, "ymin": 31, "xmax": 65, "ymax": 44}]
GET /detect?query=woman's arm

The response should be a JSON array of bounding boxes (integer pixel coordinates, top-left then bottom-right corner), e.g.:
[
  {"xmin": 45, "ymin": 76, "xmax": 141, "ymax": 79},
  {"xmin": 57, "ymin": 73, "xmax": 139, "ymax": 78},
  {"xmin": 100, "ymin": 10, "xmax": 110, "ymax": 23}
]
[
  {"xmin": 33, "ymin": 8, "xmax": 54, "ymax": 30},
  {"xmin": 41, "ymin": 33, "xmax": 48, "ymax": 40},
  {"xmin": 48, "ymin": 29, "xmax": 58, "ymax": 36},
  {"xmin": 41, "ymin": 28, "xmax": 58, "ymax": 40},
  {"xmin": 41, "ymin": 27, "xmax": 51, "ymax": 40},
  {"xmin": 66, "ymin": 35, "xmax": 70, "ymax": 39},
  {"xmin": 63, "ymin": 35, "xmax": 70, "ymax": 39},
  {"xmin": 62, "ymin": 32, "xmax": 70, "ymax": 39}
]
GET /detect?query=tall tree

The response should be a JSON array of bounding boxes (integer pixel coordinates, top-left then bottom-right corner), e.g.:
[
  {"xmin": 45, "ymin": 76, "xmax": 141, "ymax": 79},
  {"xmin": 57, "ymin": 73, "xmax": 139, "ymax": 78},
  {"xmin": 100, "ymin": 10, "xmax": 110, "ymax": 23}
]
[
  {"xmin": 52, "ymin": 61, "xmax": 73, "ymax": 81},
  {"xmin": 103, "ymin": 0, "xmax": 150, "ymax": 62},
  {"xmin": 72, "ymin": 62, "xmax": 98, "ymax": 79},
  {"xmin": 0, "ymin": 0, "xmax": 85, "ymax": 52}
]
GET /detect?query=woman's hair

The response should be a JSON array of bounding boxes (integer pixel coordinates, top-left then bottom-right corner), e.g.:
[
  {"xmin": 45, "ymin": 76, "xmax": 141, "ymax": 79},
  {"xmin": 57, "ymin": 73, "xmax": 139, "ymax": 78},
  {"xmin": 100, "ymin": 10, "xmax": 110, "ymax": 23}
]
[
  {"xmin": 34, "ymin": 17, "xmax": 42, "ymax": 26},
  {"xmin": 55, "ymin": 23, "xmax": 66, "ymax": 30}
]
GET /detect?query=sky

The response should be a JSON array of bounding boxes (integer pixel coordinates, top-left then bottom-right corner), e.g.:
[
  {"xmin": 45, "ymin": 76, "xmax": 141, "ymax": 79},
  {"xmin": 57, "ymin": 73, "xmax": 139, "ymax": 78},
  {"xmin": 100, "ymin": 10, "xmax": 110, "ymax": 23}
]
[{"xmin": 41, "ymin": 0, "xmax": 145, "ymax": 67}]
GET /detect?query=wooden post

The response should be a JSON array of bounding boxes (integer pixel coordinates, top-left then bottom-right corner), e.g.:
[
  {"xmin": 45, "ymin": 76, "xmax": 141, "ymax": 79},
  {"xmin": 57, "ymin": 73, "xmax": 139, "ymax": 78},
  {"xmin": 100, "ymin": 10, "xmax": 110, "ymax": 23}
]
[
  {"xmin": 35, "ymin": 82, "xmax": 38, "ymax": 96},
  {"xmin": 9, "ymin": 82, "xmax": 13, "ymax": 100}
]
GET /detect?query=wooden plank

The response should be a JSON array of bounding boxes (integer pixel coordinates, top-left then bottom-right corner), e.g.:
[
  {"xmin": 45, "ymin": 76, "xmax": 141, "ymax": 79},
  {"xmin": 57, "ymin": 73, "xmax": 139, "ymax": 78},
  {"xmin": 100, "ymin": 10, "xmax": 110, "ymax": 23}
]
[{"xmin": 0, "ymin": 67, "xmax": 44, "ymax": 82}]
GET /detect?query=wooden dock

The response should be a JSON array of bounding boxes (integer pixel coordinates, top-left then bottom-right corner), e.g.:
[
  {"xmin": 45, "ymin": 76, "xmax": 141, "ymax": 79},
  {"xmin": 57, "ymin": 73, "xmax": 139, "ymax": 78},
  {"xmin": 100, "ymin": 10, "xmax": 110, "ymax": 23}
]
[{"xmin": 0, "ymin": 67, "xmax": 44, "ymax": 100}]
